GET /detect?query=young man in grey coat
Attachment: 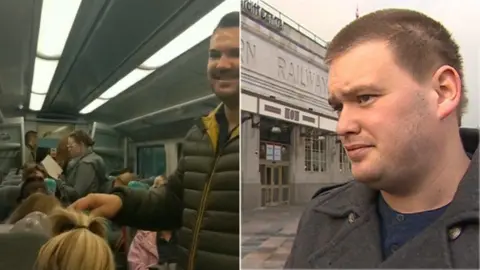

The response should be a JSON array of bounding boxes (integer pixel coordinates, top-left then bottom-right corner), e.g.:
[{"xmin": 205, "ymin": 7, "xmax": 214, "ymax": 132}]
[{"xmin": 285, "ymin": 9, "xmax": 478, "ymax": 269}]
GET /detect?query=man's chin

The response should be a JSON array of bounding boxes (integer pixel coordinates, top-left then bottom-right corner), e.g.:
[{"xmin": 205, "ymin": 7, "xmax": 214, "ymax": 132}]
[{"xmin": 351, "ymin": 162, "xmax": 377, "ymax": 182}]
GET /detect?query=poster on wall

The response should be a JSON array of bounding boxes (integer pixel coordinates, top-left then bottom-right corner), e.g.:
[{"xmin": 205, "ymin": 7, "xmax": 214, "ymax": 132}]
[
  {"xmin": 266, "ymin": 144, "xmax": 274, "ymax": 160},
  {"xmin": 273, "ymin": 145, "xmax": 282, "ymax": 161}
]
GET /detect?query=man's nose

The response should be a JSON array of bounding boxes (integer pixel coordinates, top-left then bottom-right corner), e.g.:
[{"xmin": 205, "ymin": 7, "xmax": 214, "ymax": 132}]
[
  {"xmin": 336, "ymin": 106, "xmax": 361, "ymax": 137},
  {"xmin": 216, "ymin": 54, "xmax": 233, "ymax": 69}
]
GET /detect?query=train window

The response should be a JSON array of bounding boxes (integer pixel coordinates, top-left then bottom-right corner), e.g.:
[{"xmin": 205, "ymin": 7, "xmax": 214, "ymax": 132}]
[{"xmin": 136, "ymin": 145, "xmax": 166, "ymax": 178}]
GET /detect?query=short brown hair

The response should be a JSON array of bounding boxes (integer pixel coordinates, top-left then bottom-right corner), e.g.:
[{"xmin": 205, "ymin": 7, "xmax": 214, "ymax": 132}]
[
  {"xmin": 22, "ymin": 162, "xmax": 48, "ymax": 180},
  {"xmin": 69, "ymin": 130, "xmax": 95, "ymax": 147},
  {"xmin": 326, "ymin": 9, "xmax": 466, "ymax": 125}
]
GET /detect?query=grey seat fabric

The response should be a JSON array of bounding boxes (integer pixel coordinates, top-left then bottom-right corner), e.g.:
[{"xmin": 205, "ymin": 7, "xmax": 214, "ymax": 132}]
[
  {"xmin": 0, "ymin": 186, "xmax": 21, "ymax": 221},
  {"xmin": 1, "ymin": 179, "xmax": 22, "ymax": 186},
  {"xmin": 0, "ymin": 232, "xmax": 49, "ymax": 269},
  {"xmin": 9, "ymin": 212, "xmax": 52, "ymax": 236},
  {"xmin": 4, "ymin": 169, "xmax": 21, "ymax": 179},
  {"xmin": 0, "ymin": 185, "xmax": 21, "ymax": 203},
  {"xmin": 0, "ymin": 213, "xmax": 52, "ymax": 269}
]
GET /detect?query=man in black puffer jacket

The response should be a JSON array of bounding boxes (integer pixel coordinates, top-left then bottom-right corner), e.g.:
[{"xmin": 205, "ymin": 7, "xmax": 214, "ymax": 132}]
[{"xmin": 72, "ymin": 11, "xmax": 240, "ymax": 270}]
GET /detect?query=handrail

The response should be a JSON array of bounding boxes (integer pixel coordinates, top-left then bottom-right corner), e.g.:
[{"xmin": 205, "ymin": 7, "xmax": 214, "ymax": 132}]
[{"xmin": 257, "ymin": 0, "xmax": 328, "ymax": 47}]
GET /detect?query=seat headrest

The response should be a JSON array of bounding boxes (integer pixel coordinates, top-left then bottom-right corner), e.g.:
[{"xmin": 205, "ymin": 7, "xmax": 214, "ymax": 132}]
[
  {"xmin": 0, "ymin": 186, "xmax": 21, "ymax": 205},
  {"xmin": 0, "ymin": 231, "xmax": 49, "ymax": 270}
]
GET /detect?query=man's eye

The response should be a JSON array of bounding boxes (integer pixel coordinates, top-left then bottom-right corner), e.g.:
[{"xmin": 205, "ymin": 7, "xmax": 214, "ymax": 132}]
[
  {"xmin": 209, "ymin": 51, "xmax": 221, "ymax": 59},
  {"xmin": 357, "ymin": 95, "xmax": 376, "ymax": 104}
]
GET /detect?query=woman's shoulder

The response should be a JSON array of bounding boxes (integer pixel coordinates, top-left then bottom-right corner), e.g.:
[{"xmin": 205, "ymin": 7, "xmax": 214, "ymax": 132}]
[{"xmin": 79, "ymin": 152, "xmax": 104, "ymax": 164}]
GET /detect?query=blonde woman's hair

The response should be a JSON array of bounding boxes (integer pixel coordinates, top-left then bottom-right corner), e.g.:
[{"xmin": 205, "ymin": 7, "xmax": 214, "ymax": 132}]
[{"xmin": 35, "ymin": 208, "xmax": 115, "ymax": 270}]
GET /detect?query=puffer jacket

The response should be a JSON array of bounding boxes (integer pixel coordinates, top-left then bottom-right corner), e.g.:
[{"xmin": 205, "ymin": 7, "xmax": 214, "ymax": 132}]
[{"xmin": 112, "ymin": 104, "xmax": 239, "ymax": 270}]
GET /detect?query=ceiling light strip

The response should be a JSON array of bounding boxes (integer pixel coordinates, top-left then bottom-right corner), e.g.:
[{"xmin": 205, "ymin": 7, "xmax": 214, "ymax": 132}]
[
  {"xmin": 29, "ymin": 0, "xmax": 82, "ymax": 111},
  {"xmin": 79, "ymin": 0, "xmax": 239, "ymax": 114}
]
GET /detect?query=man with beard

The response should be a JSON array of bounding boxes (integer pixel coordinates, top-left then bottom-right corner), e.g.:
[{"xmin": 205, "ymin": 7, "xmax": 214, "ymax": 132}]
[
  {"xmin": 285, "ymin": 9, "xmax": 478, "ymax": 269},
  {"xmin": 72, "ymin": 11, "xmax": 240, "ymax": 270}
]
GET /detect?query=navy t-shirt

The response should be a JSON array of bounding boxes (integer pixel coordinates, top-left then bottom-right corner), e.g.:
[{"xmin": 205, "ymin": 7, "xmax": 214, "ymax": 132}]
[{"xmin": 377, "ymin": 194, "xmax": 449, "ymax": 258}]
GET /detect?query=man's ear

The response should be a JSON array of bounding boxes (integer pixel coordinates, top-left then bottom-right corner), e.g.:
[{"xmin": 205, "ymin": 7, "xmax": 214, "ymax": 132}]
[{"xmin": 431, "ymin": 65, "xmax": 462, "ymax": 121}]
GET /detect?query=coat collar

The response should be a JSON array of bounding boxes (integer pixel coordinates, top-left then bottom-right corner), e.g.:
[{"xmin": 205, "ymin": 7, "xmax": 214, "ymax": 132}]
[
  {"xmin": 309, "ymin": 128, "xmax": 479, "ymax": 268},
  {"xmin": 199, "ymin": 103, "xmax": 239, "ymax": 153},
  {"xmin": 314, "ymin": 128, "xmax": 479, "ymax": 218}
]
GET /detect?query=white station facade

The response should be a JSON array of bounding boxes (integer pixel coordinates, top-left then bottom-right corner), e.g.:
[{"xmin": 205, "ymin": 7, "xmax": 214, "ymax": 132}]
[{"xmin": 241, "ymin": 1, "xmax": 352, "ymax": 210}]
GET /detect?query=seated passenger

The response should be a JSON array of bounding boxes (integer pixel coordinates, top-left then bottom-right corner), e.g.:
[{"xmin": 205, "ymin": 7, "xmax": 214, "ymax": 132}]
[
  {"xmin": 22, "ymin": 162, "xmax": 78, "ymax": 206},
  {"xmin": 35, "ymin": 207, "xmax": 115, "ymax": 270},
  {"xmin": 111, "ymin": 169, "xmax": 137, "ymax": 189},
  {"xmin": 0, "ymin": 173, "xmax": 60, "ymax": 222},
  {"xmin": 128, "ymin": 229, "xmax": 159, "ymax": 270},
  {"xmin": 127, "ymin": 180, "xmax": 149, "ymax": 190},
  {"xmin": 0, "ymin": 162, "xmax": 45, "ymax": 187},
  {"xmin": 6, "ymin": 193, "xmax": 61, "ymax": 224},
  {"xmin": 4, "ymin": 198, "xmax": 115, "ymax": 269},
  {"xmin": 17, "ymin": 175, "xmax": 48, "ymax": 203},
  {"xmin": 64, "ymin": 130, "xmax": 108, "ymax": 197},
  {"xmin": 152, "ymin": 175, "xmax": 166, "ymax": 188},
  {"xmin": 22, "ymin": 162, "xmax": 48, "ymax": 181},
  {"xmin": 127, "ymin": 177, "xmax": 177, "ymax": 269},
  {"xmin": 0, "ymin": 193, "xmax": 115, "ymax": 269}
]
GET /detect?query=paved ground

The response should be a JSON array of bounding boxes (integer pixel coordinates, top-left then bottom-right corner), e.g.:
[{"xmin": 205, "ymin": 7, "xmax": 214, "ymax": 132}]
[{"xmin": 241, "ymin": 204, "xmax": 306, "ymax": 269}]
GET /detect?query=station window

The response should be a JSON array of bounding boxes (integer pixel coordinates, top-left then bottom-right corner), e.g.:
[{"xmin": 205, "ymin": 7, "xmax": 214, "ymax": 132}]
[
  {"xmin": 339, "ymin": 145, "xmax": 351, "ymax": 172},
  {"xmin": 304, "ymin": 135, "xmax": 327, "ymax": 172}
]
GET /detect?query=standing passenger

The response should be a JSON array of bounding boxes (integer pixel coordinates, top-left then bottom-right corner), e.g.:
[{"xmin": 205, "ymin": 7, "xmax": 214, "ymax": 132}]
[
  {"xmin": 65, "ymin": 130, "xmax": 107, "ymax": 197},
  {"xmin": 72, "ymin": 11, "xmax": 240, "ymax": 270},
  {"xmin": 23, "ymin": 131, "xmax": 38, "ymax": 164}
]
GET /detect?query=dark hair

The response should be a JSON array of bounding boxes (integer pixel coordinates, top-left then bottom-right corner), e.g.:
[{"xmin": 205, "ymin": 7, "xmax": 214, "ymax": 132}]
[
  {"xmin": 22, "ymin": 162, "xmax": 48, "ymax": 181},
  {"xmin": 25, "ymin": 130, "xmax": 37, "ymax": 143},
  {"xmin": 68, "ymin": 130, "xmax": 95, "ymax": 147},
  {"xmin": 326, "ymin": 9, "xmax": 466, "ymax": 125},
  {"xmin": 18, "ymin": 176, "xmax": 48, "ymax": 202},
  {"xmin": 214, "ymin": 11, "xmax": 239, "ymax": 32}
]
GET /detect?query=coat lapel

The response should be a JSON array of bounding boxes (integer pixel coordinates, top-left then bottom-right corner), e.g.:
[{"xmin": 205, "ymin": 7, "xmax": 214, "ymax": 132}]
[
  {"xmin": 378, "ymin": 221, "xmax": 453, "ymax": 268},
  {"xmin": 309, "ymin": 145, "xmax": 479, "ymax": 269},
  {"xmin": 308, "ymin": 183, "xmax": 384, "ymax": 268}
]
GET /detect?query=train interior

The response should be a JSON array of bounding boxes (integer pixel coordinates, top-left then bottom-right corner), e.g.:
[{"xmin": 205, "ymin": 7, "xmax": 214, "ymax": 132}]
[{"xmin": 0, "ymin": 0, "xmax": 236, "ymax": 268}]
